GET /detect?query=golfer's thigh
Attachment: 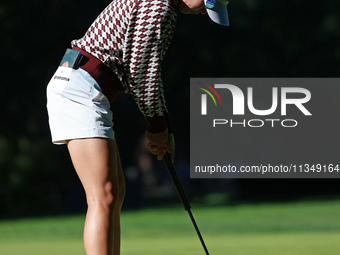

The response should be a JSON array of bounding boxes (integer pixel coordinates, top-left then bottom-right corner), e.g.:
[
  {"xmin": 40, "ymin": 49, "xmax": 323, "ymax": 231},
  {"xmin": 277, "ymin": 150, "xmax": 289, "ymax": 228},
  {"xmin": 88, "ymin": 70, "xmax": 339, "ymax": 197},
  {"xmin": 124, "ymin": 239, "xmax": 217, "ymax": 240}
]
[{"xmin": 67, "ymin": 138, "xmax": 121, "ymax": 200}]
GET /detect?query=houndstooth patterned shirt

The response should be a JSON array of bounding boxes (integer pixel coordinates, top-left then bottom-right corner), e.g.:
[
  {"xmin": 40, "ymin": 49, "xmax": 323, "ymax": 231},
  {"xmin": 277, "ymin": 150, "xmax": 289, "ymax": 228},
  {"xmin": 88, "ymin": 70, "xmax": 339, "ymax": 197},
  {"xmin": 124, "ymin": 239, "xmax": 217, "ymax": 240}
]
[{"xmin": 71, "ymin": 0, "xmax": 178, "ymax": 120}]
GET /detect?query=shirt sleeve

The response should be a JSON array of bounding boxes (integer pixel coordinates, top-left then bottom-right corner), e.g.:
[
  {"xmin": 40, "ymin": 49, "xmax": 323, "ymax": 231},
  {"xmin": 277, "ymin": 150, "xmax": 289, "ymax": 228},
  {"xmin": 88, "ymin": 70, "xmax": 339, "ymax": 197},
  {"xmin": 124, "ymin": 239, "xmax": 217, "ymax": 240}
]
[{"xmin": 123, "ymin": 0, "xmax": 177, "ymax": 133}]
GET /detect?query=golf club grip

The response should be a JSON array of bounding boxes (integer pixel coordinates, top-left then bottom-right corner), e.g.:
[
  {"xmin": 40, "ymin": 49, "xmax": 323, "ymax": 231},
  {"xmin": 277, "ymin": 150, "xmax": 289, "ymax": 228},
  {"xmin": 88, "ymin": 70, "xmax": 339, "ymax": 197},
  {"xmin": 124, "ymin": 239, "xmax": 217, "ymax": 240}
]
[{"xmin": 163, "ymin": 154, "xmax": 191, "ymax": 211}]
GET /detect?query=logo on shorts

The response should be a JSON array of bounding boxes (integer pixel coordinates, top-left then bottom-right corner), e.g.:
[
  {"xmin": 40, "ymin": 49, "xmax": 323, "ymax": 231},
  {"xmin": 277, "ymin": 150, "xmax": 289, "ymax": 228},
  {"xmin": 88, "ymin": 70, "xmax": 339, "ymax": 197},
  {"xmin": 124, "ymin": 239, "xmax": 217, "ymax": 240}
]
[{"xmin": 54, "ymin": 75, "xmax": 70, "ymax": 82}]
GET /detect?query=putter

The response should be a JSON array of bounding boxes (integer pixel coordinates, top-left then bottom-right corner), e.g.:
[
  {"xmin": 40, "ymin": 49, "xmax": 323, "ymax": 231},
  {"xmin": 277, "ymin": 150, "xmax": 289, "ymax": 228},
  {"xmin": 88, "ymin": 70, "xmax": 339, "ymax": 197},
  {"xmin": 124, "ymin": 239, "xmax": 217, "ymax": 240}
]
[{"xmin": 163, "ymin": 154, "xmax": 210, "ymax": 255}]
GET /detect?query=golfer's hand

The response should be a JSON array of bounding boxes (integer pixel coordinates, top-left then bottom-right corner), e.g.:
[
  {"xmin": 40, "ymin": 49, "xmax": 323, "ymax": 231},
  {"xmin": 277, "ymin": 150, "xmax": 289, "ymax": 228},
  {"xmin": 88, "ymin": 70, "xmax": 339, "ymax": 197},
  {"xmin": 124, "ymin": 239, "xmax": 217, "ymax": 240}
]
[{"xmin": 146, "ymin": 129, "xmax": 175, "ymax": 162}]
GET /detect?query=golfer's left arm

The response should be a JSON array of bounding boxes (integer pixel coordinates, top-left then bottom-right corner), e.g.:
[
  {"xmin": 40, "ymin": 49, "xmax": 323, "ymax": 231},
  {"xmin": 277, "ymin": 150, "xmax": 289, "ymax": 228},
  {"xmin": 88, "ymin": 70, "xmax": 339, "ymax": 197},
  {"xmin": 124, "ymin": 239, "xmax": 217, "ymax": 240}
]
[{"xmin": 125, "ymin": 4, "xmax": 176, "ymax": 161}]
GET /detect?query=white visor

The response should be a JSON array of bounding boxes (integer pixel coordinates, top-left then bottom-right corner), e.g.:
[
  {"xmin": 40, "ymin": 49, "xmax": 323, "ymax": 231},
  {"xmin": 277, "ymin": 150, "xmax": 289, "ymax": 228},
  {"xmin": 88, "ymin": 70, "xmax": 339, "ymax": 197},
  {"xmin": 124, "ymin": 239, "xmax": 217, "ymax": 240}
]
[{"xmin": 204, "ymin": 0, "xmax": 230, "ymax": 26}]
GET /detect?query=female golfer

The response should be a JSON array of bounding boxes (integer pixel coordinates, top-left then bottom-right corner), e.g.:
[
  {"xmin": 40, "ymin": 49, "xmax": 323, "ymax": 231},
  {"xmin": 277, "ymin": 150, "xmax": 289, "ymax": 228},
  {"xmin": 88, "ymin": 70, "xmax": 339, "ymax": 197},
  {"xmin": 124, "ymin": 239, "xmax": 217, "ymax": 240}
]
[{"xmin": 46, "ymin": 0, "xmax": 229, "ymax": 254}]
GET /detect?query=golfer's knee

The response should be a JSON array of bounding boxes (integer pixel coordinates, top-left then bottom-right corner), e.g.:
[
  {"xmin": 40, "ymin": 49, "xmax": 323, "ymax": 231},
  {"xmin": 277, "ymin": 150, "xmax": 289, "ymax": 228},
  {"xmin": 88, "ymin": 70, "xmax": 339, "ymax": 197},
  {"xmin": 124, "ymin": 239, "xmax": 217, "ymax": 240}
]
[
  {"xmin": 104, "ymin": 181, "xmax": 115, "ymax": 206},
  {"xmin": 86, "ymin": 181, "xmax": 116, "ymax": 209}
]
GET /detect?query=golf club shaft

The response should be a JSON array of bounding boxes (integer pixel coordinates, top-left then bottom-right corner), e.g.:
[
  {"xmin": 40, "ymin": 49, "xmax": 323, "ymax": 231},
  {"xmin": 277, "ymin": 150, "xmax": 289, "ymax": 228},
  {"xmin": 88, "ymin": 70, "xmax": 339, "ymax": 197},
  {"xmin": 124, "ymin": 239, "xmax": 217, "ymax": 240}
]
[{"xmin": 163, "ymin": 154, "xmax": 210, "ymax": 255}]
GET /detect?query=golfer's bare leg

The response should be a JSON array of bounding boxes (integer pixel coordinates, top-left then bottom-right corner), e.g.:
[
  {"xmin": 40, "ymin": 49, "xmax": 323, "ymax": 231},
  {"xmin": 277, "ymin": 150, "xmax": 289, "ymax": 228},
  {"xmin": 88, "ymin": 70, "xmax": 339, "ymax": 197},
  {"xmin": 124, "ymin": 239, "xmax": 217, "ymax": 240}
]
[
  {"xmin": 112, "ymin": 150, "xmax": 125, "ymax": 255},
  {"xmin": 67, "ymin": 138, "xmax": 125, "ymax": 255}
]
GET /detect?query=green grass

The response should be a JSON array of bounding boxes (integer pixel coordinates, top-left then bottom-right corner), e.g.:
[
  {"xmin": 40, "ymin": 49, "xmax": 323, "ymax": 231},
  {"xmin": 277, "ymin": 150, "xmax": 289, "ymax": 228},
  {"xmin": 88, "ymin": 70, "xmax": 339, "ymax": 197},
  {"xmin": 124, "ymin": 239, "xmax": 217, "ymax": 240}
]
[{"xmin": 1, "ymin": 199, "xmax": 340, "ymax": 254}]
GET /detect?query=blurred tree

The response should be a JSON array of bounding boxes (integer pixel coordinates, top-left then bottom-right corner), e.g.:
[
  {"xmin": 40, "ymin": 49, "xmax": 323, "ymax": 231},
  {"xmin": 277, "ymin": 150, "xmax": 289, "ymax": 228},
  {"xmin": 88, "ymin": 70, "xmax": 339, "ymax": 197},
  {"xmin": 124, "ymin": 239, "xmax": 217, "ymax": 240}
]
[
  {"xmin": 1, "ymin": 0, "xmax": 340, "ymax": 217},
  {"xmin": 0, "ymin": 0, "xmax": 108, "ymax": 217}
]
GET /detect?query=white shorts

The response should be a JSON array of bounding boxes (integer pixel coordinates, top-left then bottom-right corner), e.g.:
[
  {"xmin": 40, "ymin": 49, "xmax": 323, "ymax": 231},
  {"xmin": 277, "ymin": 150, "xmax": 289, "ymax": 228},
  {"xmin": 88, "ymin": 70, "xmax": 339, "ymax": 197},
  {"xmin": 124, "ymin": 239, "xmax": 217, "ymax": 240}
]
[{"xmin": 46, "ymin": 66, "xmax": 114, "ymax": 144}]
